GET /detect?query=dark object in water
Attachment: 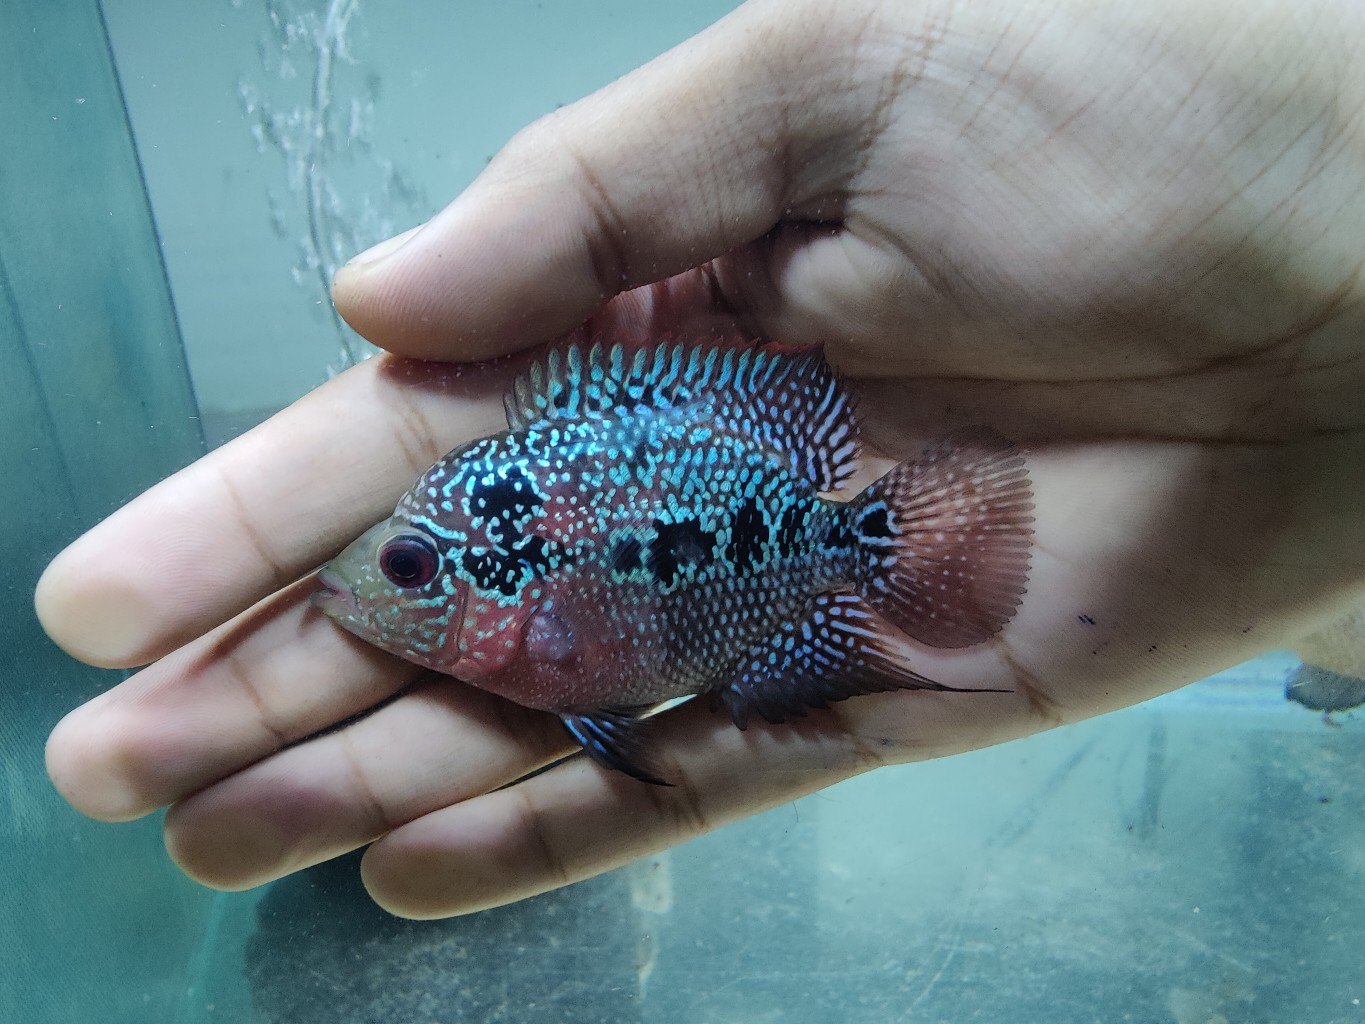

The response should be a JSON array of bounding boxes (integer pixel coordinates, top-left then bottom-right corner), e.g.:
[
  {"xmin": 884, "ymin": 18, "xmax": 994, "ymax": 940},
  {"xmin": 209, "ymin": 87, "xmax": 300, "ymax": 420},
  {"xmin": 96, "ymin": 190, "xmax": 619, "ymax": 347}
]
[{"xmin": 1285, "ymin": 663, "xmax": 1365, "ymax": 714}]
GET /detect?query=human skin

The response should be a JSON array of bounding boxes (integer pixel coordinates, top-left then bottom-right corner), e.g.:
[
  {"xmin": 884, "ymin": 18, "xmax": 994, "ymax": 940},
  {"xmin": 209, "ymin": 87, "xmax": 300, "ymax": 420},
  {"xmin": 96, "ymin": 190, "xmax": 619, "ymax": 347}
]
[{"xmin": 36, "ymin": 0, "xmax": 1365, "ymax": 917}]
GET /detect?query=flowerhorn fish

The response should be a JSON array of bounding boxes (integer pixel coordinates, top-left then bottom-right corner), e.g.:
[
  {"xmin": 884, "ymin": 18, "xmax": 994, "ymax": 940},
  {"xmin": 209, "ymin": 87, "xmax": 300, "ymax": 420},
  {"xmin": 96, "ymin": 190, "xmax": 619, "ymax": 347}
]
[{"xmin": 314, "ymin": 340, "xmax": 1033, "ymax": 784}]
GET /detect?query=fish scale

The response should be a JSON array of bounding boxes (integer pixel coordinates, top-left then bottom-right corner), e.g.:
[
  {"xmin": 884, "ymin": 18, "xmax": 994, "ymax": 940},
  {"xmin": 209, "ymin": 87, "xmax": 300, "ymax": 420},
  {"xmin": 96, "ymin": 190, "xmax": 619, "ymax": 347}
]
[
  {"xmin": 422, "ymin": 401, "xmax": 844, "ymax": 708},
  {"xmin": 316, "ymin": 339, "xmax": 1034, "ymax": 784}
]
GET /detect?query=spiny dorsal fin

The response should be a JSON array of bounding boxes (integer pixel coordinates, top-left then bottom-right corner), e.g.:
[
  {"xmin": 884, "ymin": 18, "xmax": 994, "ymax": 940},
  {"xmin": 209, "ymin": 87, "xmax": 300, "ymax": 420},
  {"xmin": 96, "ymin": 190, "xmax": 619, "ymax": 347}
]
[{"xmin": 504, "ymin": 339, "xmax": 861, "ymax": 491}]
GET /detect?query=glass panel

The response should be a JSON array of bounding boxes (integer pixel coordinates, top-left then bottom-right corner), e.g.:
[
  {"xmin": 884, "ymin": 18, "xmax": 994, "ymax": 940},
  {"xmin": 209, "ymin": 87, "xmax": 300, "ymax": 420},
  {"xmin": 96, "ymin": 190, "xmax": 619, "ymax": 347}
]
[
  {"xmin": 6, "ymin": 3, "xmax": 1362, "ymax": 1023},
  {"xmin": 0, "ymin": 2, "xmax": 212, "ymax": 1021},
  {"xmin": 214, "ymin": 666, "xmax": 1365, "ymax": 1024},
  {"xmin": 100, "ymin": 0, "xmax": 741, "ymax": 445}
]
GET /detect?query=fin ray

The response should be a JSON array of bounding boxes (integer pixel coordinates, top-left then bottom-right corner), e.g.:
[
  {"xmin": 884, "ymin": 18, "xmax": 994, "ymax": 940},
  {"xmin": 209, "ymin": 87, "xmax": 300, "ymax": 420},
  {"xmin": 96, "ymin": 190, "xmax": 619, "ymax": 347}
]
[
  {"xmin": 713, "ymin": 592, "xmax": 1005, "ymax": 730},
  {"xmin": 505, "ymin": 339, "xmax": 861, "ymax": 490},
  {"xmin": 559, "ymin": 709, "xmax": 671, "ymax": 786},
  {"xmin": 852, "ymin": 427, "xmax": 1033, "ymax": 648}
]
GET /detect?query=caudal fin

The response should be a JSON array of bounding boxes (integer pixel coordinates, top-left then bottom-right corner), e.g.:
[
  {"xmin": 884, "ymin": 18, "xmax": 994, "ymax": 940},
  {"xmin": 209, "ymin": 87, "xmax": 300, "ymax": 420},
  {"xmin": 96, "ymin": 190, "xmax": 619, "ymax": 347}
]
[{"xmin": 850, "ymin": 427, "xmax": 1033, "ymax": 649}]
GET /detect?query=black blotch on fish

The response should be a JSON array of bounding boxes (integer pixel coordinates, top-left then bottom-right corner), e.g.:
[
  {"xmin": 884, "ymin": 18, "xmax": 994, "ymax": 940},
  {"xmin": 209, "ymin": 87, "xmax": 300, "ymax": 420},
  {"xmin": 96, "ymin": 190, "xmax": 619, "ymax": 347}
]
[
  {"xmin": 728, "ymin": 497, "xmax": 767, "ymax": 571},
  {"xmin": 462, "ymin": 535, "xmax": 564, "ymax": 597},
  {"xmin": 823, "ymin": 514, "xmax": 855, "ymax": 553},
  {"xmin": 462, "ymin": 549, "xmax": 515, "ymax": 596},
  {"xmin": 1078, "ymin": 614, "xmax": 1096, "ymax": 625},
  {"xmin": 514, "ymin": 535, "xmax": 563, "ymax": 575},
  {"xmin": 857, "ymin": 504, "xmax": 892, "ymax": 540},
  {"xmin": 776, "ymin": 499, "xmax": 810, "ymax": 557},
  {"xmin": 610, "ymin": 536, "xmax": 643, "ymax": 574},
  {"xmin": 470, "ymin": 468, "xmax": 543, "ymax": 543},
  {"xmin": 647, "ymin": 518, "xmax": 716, "ymax": 588}
]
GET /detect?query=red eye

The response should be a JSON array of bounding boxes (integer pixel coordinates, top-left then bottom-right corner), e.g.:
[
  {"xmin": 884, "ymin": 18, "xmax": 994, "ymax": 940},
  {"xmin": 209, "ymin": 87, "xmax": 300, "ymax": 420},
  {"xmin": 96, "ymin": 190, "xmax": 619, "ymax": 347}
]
[{"xmin": 378, "ymin": 533, "xmax": 441, "ymax": 588}]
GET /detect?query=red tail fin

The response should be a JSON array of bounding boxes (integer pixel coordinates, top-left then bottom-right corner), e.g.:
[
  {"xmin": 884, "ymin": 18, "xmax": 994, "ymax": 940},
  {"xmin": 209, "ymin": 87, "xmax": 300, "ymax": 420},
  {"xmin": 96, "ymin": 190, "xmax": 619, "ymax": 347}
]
[{"xmin": 851, "ymin": 427, "xmax": 1033, "ymax": 648}]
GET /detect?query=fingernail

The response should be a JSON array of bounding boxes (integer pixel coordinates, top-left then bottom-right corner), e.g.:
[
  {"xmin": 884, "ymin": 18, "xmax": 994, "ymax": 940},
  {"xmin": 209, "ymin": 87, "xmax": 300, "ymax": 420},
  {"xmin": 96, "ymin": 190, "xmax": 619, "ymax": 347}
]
[{"xmin": 345, "ymin": 222, "xmax": 426, "ymax": 270}]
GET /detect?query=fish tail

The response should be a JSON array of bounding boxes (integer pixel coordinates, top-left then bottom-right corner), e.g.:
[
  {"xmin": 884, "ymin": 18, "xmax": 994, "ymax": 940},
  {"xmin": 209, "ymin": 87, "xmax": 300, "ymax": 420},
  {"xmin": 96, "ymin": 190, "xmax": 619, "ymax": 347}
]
[{"xmin": 848, "ymin": 427, "xmax": 1033, "ymax": 648}]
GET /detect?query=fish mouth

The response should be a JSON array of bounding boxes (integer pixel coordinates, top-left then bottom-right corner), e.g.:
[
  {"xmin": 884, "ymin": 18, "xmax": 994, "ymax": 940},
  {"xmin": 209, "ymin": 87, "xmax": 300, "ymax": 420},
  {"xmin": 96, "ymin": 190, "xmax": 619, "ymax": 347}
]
[{"xmin": 311, "ymin": 567, "xmax": 359, "ymax": 619}]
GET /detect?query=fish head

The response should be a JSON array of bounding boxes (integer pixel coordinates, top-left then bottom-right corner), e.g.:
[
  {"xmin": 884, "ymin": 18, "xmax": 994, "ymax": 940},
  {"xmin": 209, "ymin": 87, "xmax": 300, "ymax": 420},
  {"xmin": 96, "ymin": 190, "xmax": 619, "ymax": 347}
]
[
  {"xmin": 313, "ymin": 437, "xmax": 564, "ymax": 680},
  {"xmin": 313, "ymin": 516, "xmax": 470, "ymax": 675}
]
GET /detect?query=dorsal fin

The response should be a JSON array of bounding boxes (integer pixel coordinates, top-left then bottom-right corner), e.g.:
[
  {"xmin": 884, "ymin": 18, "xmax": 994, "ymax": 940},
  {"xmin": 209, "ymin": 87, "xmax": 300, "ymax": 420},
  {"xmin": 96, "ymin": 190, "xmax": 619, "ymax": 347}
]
[{"xmin": 504, "ymin": 339, "xmax": 862, "ymax": 491}]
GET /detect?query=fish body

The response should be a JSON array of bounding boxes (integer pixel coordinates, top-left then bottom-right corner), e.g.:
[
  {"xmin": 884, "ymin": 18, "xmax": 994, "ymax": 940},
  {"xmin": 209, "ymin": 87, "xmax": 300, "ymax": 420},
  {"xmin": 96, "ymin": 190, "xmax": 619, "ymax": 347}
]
[{"xmin": 317, "ymin": 341, "xmax": 1033, "ymax": 782}]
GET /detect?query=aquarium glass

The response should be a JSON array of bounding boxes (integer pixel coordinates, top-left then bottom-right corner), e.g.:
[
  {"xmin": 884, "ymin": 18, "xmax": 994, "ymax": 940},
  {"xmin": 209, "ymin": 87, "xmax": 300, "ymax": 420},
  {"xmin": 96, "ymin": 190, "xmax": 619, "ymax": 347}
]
[{"xmin": 2, "ymin": 3, "xmax": 1361, "ymax": 1022}]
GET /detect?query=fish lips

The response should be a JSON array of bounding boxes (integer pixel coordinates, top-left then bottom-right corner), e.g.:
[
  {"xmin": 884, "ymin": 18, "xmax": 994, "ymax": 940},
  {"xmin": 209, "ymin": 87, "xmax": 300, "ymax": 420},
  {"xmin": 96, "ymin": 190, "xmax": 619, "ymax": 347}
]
[
  {"xmin": 313, "ymin": 564, "xmax": 471, "ymax": 672},
  {"xmin": 311, "ymin": 567, "xmax": 361, "ymax": 620}
]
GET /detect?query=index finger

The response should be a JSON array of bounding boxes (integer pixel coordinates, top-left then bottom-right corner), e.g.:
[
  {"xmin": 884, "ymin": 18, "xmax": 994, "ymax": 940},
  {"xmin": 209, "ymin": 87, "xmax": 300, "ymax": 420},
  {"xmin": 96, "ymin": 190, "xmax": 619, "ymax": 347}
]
[
  {"xmin": 35, "ymin": 356, "xmax": 514, "ymax": 668},
  {"xmin": 329, "ymin": 0, "xmax": 832, "ymax": 361}
]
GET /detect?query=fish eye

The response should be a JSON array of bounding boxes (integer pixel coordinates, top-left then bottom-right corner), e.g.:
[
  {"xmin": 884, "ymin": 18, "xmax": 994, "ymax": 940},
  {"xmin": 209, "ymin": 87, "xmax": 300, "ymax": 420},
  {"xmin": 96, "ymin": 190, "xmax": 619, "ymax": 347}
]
[{"xmin": 378, "ymin": 533, "xmax": 441, "ymax": 588}]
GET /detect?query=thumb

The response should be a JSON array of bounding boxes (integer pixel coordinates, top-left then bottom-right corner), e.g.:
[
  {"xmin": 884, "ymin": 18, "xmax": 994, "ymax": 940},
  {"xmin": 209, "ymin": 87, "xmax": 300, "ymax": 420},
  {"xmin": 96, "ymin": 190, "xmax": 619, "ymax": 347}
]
[{"xmin": 332, "ymin": 1, "xmax": 829, "ymax": 360}]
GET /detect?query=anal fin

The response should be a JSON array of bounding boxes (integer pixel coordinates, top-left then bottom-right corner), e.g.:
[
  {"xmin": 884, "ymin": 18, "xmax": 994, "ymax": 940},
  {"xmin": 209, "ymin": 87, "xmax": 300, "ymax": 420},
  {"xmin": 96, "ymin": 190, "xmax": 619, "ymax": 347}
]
[
  {"xmin": 559, "ymin": 709, "xmax": 672, "ymax": 786},
  {"xmin": 713, "ymin": 591, "xmax": 1007, "ymax": 730}
]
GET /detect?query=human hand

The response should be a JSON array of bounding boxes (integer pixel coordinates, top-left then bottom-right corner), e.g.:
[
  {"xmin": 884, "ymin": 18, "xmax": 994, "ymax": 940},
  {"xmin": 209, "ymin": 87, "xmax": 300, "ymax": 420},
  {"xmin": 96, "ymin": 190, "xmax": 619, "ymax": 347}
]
[{"xmin": 38, "ymin": 0, "xmax": 1365, "ymax": 917}]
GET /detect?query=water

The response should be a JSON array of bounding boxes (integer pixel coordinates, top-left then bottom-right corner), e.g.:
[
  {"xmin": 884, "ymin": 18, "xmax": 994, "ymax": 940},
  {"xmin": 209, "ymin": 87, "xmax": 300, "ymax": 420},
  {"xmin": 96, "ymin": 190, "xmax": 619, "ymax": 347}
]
[{"xmin": 2, "ymin": 2, "xmax": 1362, "ymax": 1022}]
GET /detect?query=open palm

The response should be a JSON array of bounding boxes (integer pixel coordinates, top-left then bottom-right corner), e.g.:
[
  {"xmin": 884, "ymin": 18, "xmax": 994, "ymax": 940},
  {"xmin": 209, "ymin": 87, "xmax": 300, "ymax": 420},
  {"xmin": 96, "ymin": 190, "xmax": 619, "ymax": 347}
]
[{"xmin": 39, "ymin": 0, "xmax": 1365, "ymax": 917}]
